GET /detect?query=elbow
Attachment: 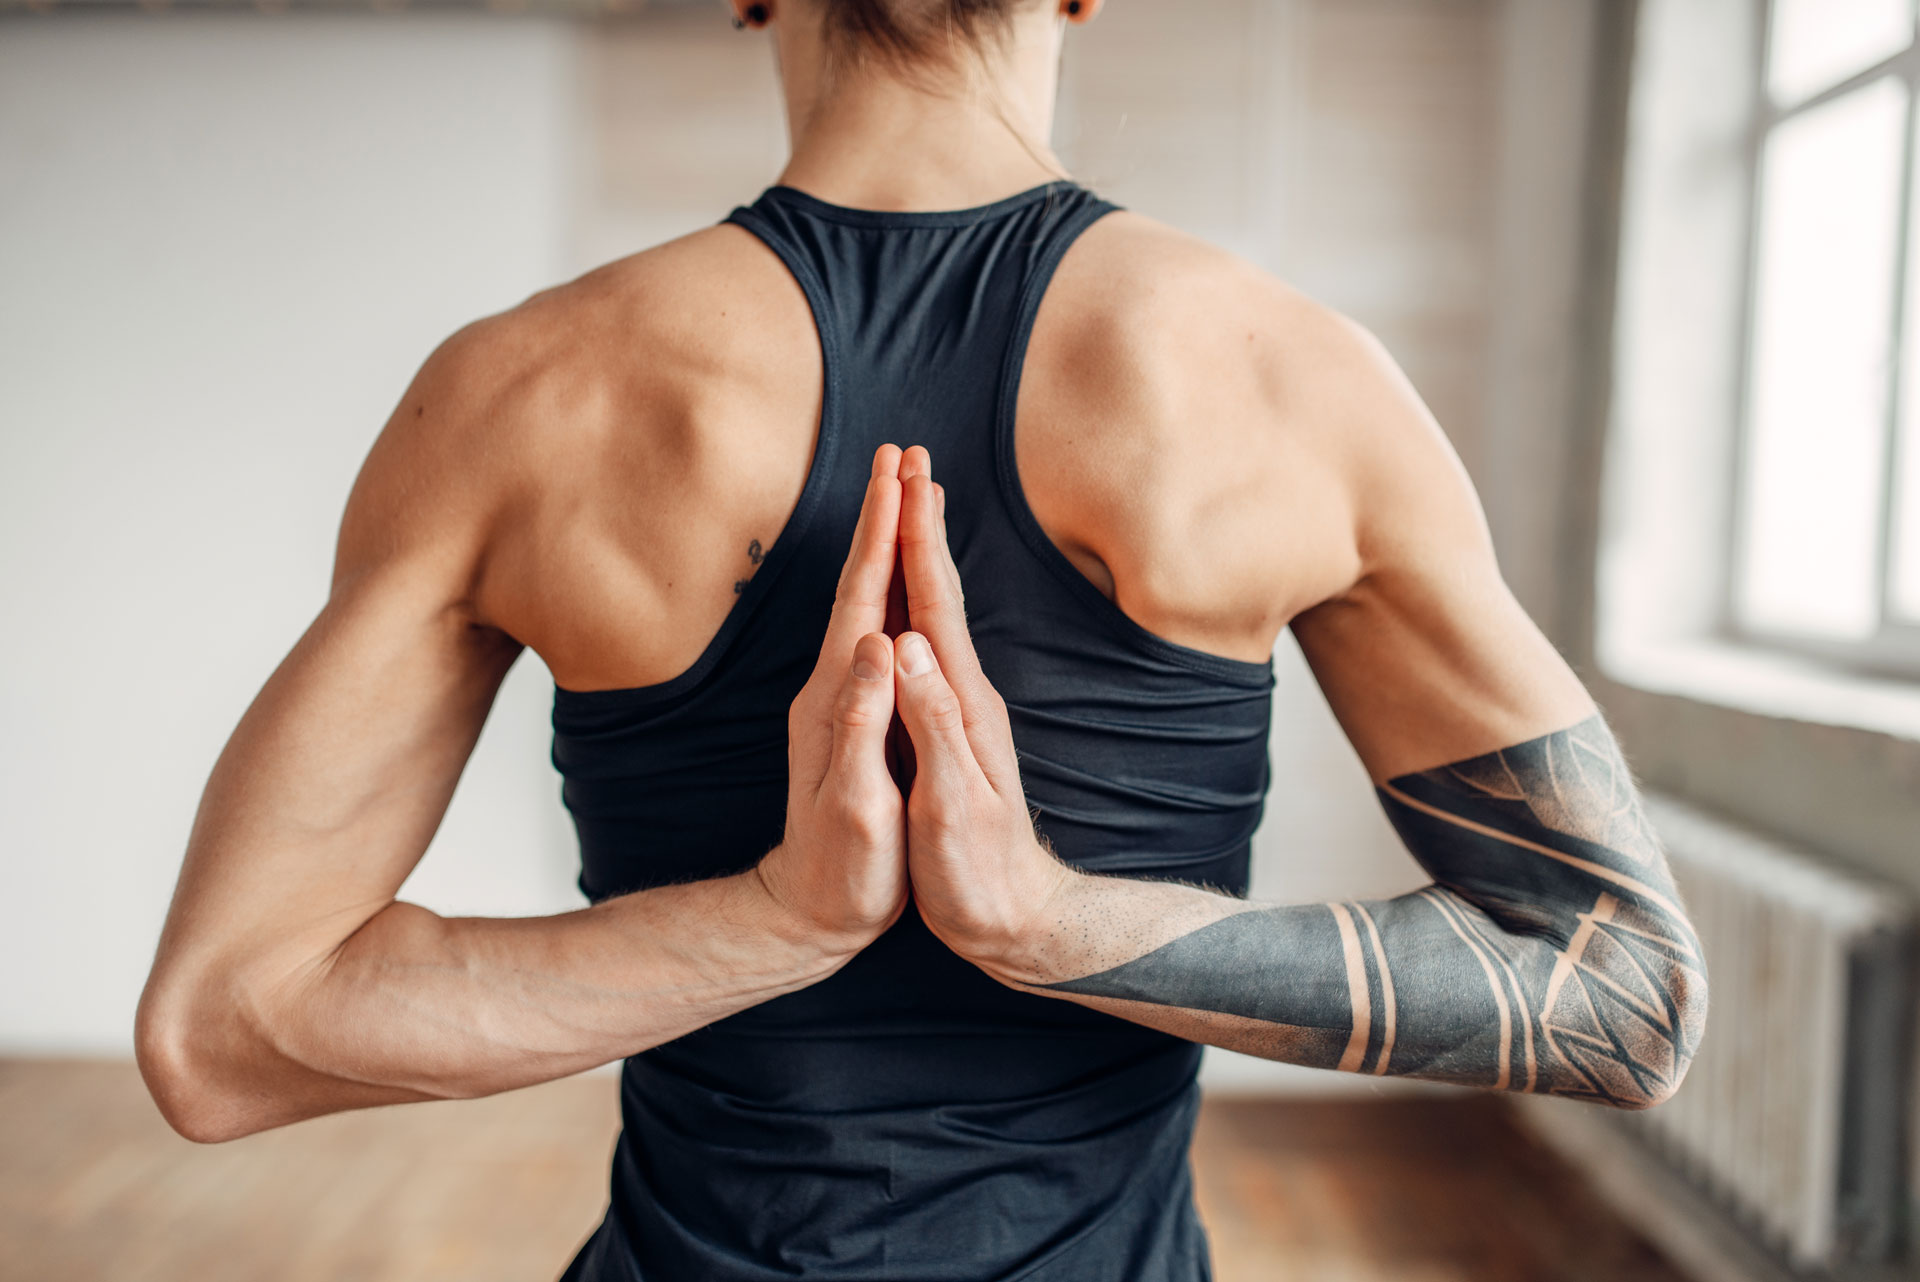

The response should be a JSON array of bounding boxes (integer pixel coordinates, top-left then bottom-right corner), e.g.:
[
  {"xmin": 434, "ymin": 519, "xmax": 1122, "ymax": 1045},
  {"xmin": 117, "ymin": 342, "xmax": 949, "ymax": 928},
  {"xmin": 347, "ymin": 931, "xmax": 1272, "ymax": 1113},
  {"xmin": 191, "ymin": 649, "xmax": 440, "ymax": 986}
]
[
  {"xmin": 1615, "ymin": 1071, "xmax": 1684, "ymax": 1113},
  {"xmin": 1611, "ymin": 961, "xmax": 1710, "ymax": 1113},
  {"xmin": 133, "ymin": 972, "xmax": 260, "ymax": 1145}
]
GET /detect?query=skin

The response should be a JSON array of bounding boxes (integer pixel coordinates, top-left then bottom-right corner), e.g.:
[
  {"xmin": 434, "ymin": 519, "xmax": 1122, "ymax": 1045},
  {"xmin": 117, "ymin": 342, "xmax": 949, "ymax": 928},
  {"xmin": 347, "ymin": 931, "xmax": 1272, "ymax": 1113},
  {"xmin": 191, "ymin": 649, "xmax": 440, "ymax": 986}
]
[{"xmin": 135, "ymin": 0, "xmax": 1704, "ymax": 1146}]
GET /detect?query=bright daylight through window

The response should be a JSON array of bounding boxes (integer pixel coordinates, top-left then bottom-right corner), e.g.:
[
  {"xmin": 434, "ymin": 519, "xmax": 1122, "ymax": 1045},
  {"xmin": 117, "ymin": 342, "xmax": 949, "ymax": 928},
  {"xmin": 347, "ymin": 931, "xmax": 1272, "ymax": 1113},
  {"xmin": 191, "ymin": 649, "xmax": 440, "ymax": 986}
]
[{"xmin": 1735, "ymin": 0, "xmax": 1920, "ymax": 668}]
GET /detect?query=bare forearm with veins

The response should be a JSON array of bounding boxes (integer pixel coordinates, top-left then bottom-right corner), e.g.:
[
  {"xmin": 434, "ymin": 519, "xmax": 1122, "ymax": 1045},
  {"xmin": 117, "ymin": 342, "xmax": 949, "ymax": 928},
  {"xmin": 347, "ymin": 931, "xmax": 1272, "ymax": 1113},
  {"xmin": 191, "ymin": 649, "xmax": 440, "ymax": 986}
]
[{"xmin": 1009, "ymin": 714, "xmax": 1709, "ymax": 1109}]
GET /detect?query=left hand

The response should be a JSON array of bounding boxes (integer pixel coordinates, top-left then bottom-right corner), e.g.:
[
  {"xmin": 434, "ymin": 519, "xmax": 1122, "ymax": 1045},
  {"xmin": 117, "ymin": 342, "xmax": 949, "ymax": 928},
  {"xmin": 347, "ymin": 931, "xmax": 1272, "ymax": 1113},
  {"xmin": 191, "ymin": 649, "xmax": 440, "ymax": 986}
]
[{"xmin": 888, "ymin": 446, "xmax": 1077, "ymax": 972}]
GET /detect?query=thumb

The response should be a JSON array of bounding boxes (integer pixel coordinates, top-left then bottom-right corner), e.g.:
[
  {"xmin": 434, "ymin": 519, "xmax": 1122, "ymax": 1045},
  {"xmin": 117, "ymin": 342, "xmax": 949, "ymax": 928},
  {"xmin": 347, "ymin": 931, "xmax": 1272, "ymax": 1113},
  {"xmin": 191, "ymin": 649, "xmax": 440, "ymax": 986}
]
[
  {"xmin": 827, "ymin": 631, "xmax": 897, "ymax": 788},
  {"xmin": 892, "ymin": 632, "xmax": 976, "ymax": 782}
]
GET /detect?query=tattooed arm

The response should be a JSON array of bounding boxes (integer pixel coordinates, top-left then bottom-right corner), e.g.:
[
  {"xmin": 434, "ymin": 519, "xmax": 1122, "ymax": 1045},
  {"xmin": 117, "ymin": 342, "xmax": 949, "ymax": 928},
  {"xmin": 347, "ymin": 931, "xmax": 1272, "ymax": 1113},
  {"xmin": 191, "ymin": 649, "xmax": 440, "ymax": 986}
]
[
  {"xmin": 883, "ymin": 307, "xmax": 1708, "ymax": 1109},
  {"xmin": 1017, "ymin": 716, "xmax": 1707, "ymax": 1106}
]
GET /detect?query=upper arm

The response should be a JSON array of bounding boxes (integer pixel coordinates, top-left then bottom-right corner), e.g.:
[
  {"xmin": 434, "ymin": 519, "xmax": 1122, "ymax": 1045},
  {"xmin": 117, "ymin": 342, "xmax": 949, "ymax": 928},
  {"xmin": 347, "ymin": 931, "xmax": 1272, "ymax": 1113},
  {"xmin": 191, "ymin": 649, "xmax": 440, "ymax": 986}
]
[
  {"xmin": 141, "ymin": 318, "xmax": 527, "ymax": 1043},
  {"xmin": 1281, "ymin": 310, "xmax": 1595, "ymax": 782}
]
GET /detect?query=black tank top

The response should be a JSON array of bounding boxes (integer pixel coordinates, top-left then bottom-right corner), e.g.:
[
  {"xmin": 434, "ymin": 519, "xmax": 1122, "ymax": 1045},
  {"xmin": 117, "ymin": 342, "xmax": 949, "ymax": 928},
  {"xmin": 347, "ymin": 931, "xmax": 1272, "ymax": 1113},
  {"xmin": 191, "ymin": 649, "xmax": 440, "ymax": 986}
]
[{"xmin": 553, "ymin": 181, "xmax": 1275, "ymax": 1282}]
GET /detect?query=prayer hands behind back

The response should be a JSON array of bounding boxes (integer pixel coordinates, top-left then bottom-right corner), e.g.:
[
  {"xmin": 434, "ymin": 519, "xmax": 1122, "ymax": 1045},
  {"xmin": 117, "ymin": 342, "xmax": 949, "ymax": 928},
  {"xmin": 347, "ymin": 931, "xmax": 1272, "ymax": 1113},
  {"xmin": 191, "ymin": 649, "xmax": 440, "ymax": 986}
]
[{"xmin": 760, "ymin": 442, "xmax": 1071, "ymax": 971}]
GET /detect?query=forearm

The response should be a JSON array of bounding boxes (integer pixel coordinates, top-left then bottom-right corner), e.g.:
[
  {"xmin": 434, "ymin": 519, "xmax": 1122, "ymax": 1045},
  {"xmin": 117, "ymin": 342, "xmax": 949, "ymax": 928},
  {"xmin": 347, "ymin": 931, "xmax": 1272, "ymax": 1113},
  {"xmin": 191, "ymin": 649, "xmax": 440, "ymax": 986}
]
[
  {"xmin": 988, "ymin": 874, "xmax": 1689, "ymax": 1105},
  {"xmin": 140, "ymin": 861, "xmax": 848, "ymax": 1141},
  {"xmin": 980, "ymin": 714, "xmax": 1710, "ymax": 1108}
]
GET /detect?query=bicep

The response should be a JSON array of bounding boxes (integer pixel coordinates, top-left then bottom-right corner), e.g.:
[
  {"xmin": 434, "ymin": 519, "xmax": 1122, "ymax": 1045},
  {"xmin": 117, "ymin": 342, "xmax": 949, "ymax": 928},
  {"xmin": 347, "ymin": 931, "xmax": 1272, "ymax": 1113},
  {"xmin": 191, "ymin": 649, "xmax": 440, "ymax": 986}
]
[
  {"xmin": 166, "ymin": 570, "xmax": 519, "ymax": 978},
  {"xmin": 1285, "ymin": 317, "xmax": 1593, "ymax": 783}
]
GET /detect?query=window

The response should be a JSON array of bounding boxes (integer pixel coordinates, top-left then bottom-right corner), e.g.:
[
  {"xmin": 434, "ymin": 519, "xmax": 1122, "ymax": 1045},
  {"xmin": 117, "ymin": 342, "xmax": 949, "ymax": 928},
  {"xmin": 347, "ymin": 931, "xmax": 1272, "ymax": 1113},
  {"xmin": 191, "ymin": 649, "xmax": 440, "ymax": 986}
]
[{"xmin": 1731, "ymin": 0, "xmax": 1920, "ymax": 673}]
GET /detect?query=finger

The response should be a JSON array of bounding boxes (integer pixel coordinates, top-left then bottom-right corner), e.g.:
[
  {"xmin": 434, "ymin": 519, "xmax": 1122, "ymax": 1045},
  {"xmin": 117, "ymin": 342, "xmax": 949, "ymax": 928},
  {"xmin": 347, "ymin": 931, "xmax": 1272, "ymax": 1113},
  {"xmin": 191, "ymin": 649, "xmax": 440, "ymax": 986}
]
[
  {"xmin": 913, "ymin": 483, "xmax": 944, "ymax": 641},
  {"xmin": 822, "ymin": 446, "xmax": 904, "ymax": 660},
  {"xmin": 898, "ymin": 472, "xmax": 1022, "ymax": 789},
  {"xmin": 932, "ymin": 482, "xmax": 952, "ymax": 568},
  {"xmin": 899, "ymin": 470, "xmax": 985, "ymax": 694},
  {"xmin": 899, "ymin": 444, "xmax": 931, "ymax": 484},
  {"xmin": 825, "ymin": 631, "xmax": 898, "ymax": 795},
  {"xmin": 892, "ymin": 631, "xmax": 982, "ymax": 788},
  {"xmin": 842, "ymin": 445, "xmax": 902, "ymax": 590}
]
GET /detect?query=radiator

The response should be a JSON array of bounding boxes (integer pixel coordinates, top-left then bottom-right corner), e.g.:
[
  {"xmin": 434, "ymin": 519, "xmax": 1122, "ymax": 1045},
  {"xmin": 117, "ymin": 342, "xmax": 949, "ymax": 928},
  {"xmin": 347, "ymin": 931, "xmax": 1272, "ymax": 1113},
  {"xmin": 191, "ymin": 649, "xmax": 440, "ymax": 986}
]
[{"xmin": 1622, "ymin": 793, "xmax": 1916, "ymax": 1272}]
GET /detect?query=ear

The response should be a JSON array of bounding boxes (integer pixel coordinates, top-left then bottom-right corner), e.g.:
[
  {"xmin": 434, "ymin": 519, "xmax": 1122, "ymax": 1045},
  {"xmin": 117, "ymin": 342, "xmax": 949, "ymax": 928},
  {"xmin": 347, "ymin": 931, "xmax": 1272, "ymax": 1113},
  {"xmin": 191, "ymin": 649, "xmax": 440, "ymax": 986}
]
[
  {"xmin": 731, "ymin": 1, "xmax": 773, "ymax": 30},
  {"xmin": 1060, "ymin": 0, "xmax": 1102, "ymax": 23}
]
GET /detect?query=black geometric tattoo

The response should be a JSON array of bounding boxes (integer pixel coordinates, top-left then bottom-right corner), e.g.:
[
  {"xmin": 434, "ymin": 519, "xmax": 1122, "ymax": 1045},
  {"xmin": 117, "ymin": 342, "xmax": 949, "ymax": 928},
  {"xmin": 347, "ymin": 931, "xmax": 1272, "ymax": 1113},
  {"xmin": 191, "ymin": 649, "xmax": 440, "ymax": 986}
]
[{"xmin": 1041, "ymin": 714, "xmax": 1708, "ymax": 1108}]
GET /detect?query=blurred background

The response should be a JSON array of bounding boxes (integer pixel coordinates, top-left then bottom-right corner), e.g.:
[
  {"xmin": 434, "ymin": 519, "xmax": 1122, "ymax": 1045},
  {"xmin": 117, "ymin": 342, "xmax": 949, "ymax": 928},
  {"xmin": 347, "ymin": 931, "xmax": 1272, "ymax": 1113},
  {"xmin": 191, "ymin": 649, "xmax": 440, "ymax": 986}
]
[{"xmin": 2, "ymin": 1, "xmax": 1917, "ymax": 1280}]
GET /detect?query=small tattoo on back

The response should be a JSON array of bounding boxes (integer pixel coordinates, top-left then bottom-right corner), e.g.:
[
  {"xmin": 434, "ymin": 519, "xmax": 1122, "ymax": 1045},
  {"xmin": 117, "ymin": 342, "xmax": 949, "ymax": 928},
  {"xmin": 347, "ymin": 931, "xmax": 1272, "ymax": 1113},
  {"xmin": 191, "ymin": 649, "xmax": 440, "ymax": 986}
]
[{"xmin": 733, "ymin": 538, "xmax": 766, "ymax": 594}]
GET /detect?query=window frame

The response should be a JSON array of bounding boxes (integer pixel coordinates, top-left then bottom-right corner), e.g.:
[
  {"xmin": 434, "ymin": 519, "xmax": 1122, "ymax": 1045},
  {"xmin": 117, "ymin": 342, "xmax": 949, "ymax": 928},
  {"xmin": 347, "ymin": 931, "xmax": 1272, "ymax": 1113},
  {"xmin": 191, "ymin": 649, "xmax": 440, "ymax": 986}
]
[{"xmin": 1723, "ymin": 0, "xmax": 1920, "ymax": 680}]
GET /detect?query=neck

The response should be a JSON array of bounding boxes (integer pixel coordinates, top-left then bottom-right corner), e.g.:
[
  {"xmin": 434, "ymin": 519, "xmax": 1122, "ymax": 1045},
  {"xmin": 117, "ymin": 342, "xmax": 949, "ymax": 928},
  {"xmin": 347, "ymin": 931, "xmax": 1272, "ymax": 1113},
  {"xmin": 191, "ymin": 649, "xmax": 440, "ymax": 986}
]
[{"xmin": 773, "ymin": 11, "xmax": 1070, "ymax": 211}]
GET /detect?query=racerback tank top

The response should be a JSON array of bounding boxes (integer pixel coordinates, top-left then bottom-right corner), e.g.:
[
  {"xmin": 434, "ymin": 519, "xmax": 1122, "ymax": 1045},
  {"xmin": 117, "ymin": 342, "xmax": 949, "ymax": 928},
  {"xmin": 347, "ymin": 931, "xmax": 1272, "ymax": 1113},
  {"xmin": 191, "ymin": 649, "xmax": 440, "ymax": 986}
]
[{"xmin": 552, "ymin": 180, "xmax": 1276, "ymax": 1282}]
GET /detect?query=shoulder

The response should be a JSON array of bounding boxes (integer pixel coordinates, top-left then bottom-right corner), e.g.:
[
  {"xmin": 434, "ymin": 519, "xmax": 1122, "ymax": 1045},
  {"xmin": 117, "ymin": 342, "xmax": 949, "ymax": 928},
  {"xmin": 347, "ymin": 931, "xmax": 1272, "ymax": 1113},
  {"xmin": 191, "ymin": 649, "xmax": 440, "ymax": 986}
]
[
  {"xmin": 1065, "ymin": 209, "xmax": 1489, "ymax": 579},
  {"xmin": 1036, "ymin": 209, "xmax": 1466, "ymax": 625},
  {"xmin": 1063, "ymin": 209, "xmax": 1432, "ymax": 452},
  {"xmin": 333, "ymin": 223, "xmax": 813, "ymax": 598},
  {"xmin": 398, "ymin": 223, "xmax": 803, "ymax": 461}
]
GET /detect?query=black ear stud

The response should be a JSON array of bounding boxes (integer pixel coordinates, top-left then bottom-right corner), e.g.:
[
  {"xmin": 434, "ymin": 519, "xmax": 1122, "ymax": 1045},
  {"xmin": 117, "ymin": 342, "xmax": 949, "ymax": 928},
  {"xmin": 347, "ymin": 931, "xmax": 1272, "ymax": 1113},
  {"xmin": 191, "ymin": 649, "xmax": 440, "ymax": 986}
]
[
  {"xmin": 1067, "ymin": 0, "xmax": 1081, "ymax": 13},
  {"xmin": 747, "ymin": 2, "xmax": 769, "ymax": 23}
]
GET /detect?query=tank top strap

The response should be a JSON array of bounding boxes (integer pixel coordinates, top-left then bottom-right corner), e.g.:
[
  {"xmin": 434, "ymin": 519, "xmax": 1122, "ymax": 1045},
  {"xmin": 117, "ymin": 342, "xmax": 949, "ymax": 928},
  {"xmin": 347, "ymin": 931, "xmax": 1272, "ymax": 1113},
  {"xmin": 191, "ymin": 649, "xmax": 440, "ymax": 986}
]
[{"xmin": 721, "ymin": 181, "xmax": 1120, "ymax": 523}]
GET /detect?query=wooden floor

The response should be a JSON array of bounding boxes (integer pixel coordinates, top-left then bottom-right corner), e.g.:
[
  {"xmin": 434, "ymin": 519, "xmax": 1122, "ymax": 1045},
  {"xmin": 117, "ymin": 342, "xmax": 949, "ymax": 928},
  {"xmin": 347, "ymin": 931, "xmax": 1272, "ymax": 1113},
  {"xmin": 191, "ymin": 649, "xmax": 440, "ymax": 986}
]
[
  {"xmin": 1, "ymin": 1059, "xmax": 1686, "ymax": 1282},
  {"xmin": 1189, "ymin": 1094, "xmax": 1687, "ymax": 1282}
]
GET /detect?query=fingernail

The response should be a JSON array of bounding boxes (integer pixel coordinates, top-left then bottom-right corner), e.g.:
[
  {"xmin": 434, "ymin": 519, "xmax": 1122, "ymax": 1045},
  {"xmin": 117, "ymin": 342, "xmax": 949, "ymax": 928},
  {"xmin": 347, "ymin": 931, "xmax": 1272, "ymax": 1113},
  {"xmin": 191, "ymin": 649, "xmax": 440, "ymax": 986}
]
[
  {"xmin": 899, "ymin": 632, "xmax": 934, "ymax": 676},
  {"xmin": 853, "ymin": 639, "xmax": 883, "ymax": 680}
]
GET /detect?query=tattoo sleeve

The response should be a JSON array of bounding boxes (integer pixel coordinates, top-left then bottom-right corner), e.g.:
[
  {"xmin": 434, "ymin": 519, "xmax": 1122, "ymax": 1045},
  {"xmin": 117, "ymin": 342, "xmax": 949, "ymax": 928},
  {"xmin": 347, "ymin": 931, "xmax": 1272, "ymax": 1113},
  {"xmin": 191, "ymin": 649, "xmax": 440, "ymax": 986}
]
[{"xmin": 1022, "ymin": 714, "xmax": 1709, "ymax": 1109}]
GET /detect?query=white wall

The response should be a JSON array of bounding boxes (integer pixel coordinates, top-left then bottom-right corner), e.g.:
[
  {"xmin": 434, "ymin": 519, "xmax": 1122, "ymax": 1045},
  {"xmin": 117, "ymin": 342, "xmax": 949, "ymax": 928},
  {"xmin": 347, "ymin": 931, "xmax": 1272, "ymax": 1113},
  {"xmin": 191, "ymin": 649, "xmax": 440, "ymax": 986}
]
[{"xmin": 0, "ymin": 17, "xmax": 589, "ymax": 1053}]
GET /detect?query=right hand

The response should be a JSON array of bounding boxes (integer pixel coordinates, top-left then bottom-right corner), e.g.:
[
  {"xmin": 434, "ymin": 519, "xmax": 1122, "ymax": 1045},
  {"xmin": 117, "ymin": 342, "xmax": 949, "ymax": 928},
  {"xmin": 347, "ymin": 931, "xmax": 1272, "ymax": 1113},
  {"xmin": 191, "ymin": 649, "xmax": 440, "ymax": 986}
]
[{"xmin": 753, "ymin": 443, "xmax": 910, "ymax": 954}]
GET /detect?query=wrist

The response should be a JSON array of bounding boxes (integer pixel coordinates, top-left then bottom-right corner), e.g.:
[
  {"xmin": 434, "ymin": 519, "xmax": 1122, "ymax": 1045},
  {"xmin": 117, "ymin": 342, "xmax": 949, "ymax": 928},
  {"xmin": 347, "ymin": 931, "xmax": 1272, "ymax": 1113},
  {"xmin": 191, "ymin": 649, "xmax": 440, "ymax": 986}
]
[
  {"xmin": 957, "ymin": 853, "xmax": 1083, "ymax": 988},
  {"xmin": 743, "ymin": 849, "xmax": 886, "ymax": 967}
]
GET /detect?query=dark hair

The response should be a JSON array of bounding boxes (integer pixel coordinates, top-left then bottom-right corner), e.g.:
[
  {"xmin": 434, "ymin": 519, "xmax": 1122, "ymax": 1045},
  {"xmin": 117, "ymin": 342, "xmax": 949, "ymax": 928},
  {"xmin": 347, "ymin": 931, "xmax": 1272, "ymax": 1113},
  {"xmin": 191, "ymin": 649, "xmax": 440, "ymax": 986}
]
[{"xmin": 821, "ymin": 0, "xmax": 1034, "ymax": 66}]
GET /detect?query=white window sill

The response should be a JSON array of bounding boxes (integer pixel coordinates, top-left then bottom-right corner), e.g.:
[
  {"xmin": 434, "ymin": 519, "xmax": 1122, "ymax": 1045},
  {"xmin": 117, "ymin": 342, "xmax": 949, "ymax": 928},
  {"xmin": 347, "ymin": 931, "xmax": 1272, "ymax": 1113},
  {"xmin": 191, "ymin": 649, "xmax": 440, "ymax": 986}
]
[{"xmin": 1599, "ymin": 636, "xmax": 1920, "ymax": 743}]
